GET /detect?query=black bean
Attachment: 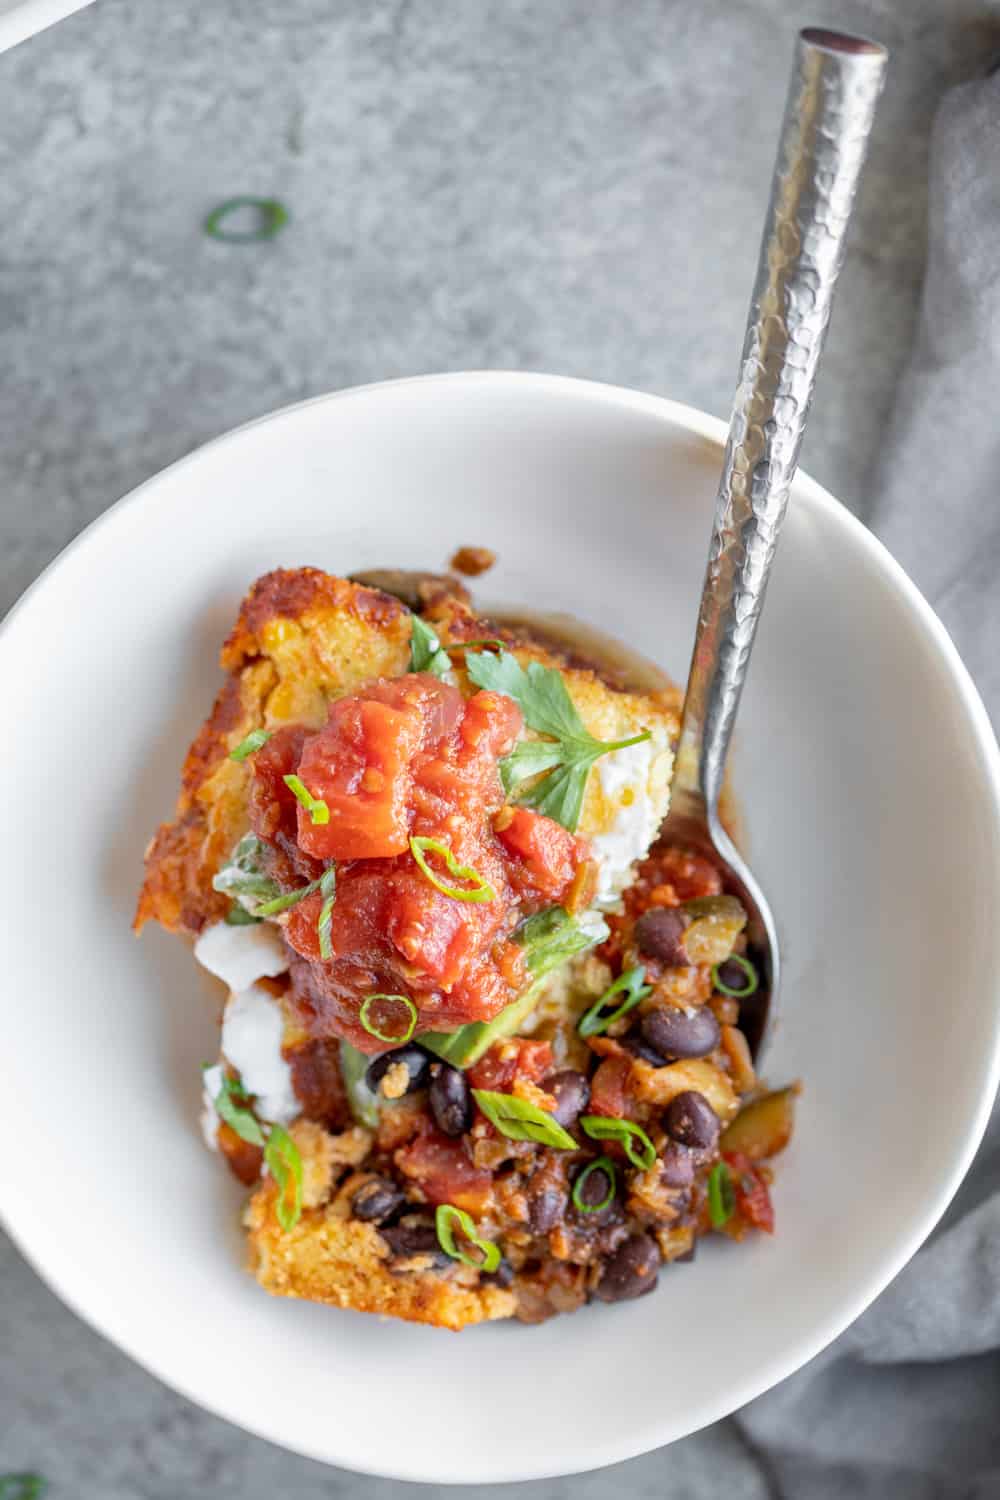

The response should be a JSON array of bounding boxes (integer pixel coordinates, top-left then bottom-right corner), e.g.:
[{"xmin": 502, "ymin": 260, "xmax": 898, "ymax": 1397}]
[
  {"xmin": 663, "ymin": 1090, "xmax": 720, "ymax": 1150},
  {"xmin": 622, "ymin": 1033, "xmax": 672, "ymax": 1067},
  {"xmin": 574, "ymin": 1163, "xmax": 615, "ymax": 1212},
  {"xmin": 380, "ymin": 1220, "xmax": 450, "ymax": 1269},
  {"xmin": 429, "ymin": 1063, "xmax": 473, "ymax": 1135},
  {"xmin": 481, "ymin": 1257, "xmax": 515, "ymax": 1288},
  {"xmin": 593, "ymin": 1233, "xmax": 660, "ymax": 1303},
  {"xmin": 634, "ymin": 907, "xmax": 691, "ymax": 965},
  {"xmin": 529, "ymin": 1184, "xmax": 567, "ymax": 1234},
  {"xmin": 715, "ymin": 957, "xmax": 751, "ymax": 993},
  {"xmin": 351, "ymin": 1177, "xmax": 406, "ymax": 1224},
  {"xmin": 659, "ymin": 1141, "xmax": 695, "ymax": 1188},
  {"xmin": 365, "ymin": 1044, "xmax": 430, "ymax": 1098},
  {"xmin": 545, "ymin": 1069, "xmax": 591, "ymax": 1129},
  {"xmin": 640, "ymin": 1004, "xmax": 720, "ymax": 1061}
]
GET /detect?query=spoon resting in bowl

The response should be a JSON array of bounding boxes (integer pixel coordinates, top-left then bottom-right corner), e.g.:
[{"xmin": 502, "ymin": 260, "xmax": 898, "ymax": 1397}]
[{"xmin": 662, "ymin": 26, "xmax": 887, "ymax": 1059}]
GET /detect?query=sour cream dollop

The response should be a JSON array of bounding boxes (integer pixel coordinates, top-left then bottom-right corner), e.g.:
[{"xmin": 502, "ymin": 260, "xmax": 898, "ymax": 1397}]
[
  {"xmin": 589, "ymin": 738, "xmax": 663, "ymax": 906},
  {"xmin": 220, "ymin": 982, "xmax": 299, "ymax": 1125},
  {"xmin": 194, "ymin": 919, "xmax": 289, "ymax": 993}
]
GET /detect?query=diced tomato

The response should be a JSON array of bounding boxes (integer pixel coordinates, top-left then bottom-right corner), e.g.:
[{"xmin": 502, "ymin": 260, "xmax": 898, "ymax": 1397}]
[
  {"xmin": 620, "ymin": 842, "xmax": 724, "ymax": 926},
  {"xmin": 295, "ymin": 690, "xmax": 429, "ymax": 859},
  {"xmin": 467, "ymin": 1039, "xmax": 555, "ymax": 1093},
  {"xmin": 248, "ymin": 725, "xmax": 313, "ymax": 844},
  {"xmin": 724, "ymin": 1151, "xmax": 775, "ymax": 1234},
  {"xmin": 395, "ymin": 1126, "xmax": 494, "ymax": 1215},
  {"xmin": 272, "ymin": 674, "xmax": 546, "ymax": 1042},
  {"xmin": 495, "ymin": 806, "xmax": 591, "ymax": 904},
  {"xmin": 588, "ymin": 1055, "xmax": 634, "ymax": 1118},
  {"xmin": 653, "ymin": 846, "xmax": 722, "ymax": 903}
]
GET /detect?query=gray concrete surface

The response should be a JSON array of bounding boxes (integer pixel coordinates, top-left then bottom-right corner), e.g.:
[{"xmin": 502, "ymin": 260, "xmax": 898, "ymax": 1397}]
[{"xmin": 1, "ymin": 1, "xmax": 997, "ymax": 1495}]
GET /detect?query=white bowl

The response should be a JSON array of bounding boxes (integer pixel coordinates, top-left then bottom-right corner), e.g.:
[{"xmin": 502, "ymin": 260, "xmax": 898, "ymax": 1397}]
[
  {"xmin": 2, "ymin": 373, "xmax": 998, "ymax": 1483},
  {"xmin": 0, "ymin": 0, "xmax": 94, "ymax": 54}
]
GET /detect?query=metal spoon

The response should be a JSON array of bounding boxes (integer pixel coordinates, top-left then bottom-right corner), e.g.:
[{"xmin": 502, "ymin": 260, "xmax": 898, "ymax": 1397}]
[{"xmin": 660, "ymin": 28, "xmax": 888, "ymax": 1058}]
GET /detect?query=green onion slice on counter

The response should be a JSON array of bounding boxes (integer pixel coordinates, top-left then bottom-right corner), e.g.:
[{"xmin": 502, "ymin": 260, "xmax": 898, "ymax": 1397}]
[
  {"xmin": 435, "ymin": 1203, "xmax": 501, "ymax": 1272},
  {"xmin": 577, "ymin": 966, "xmax": 652, "ymax": 1038},
  {"xmin": 707, "ymin": 1161, "xmax": 735, "ymax": 1227},
  {"xmin": 571, "ymin": 1156, "xmax": 617, "ymax": 1214},
  {"xmin": 283, "ymin": 773, "xmax": 330, "ymax": 825},
  {"xmin": 316, "ymin": 866, "xmax": 338, "ymax": 960},
  {"xmin": 711, "ymin": 955, "xmax": 759, "ymax": 998},
  {"xmin": 229, "ymin": 728, "xmax": 271, "ymax": 762},
  {"xmin": 212, "ymin": 1072, "xmax": 265, "ymax": 1148},
  {"xmin": 580, "ymin": 1115, "xmax": 657, "ymax": 1172},
  {"xmin": 359, "ymin": 993, "xmax": 418, "ymax": 1045},
  {"xmin": 265, "ymin": 1124, "xmax": 303, "ymax": 1232},
  {"xmin": 409, "ymin": 614, "xmax": 452, "ymax": 677},
  {"xmin": 472, "ymin": 1089, "xmax": 576, "ymax": 1150},
  {"xmin": 409, "ymin": 835, "xmax": 496, "ymax": 903},
  {"xmin": 204, "ymin": 196, "xmax": 289, "ymax": 242},
  {"xmin": 0, "ymin": 1476, "xmax": 47, "ymax": 1500}
]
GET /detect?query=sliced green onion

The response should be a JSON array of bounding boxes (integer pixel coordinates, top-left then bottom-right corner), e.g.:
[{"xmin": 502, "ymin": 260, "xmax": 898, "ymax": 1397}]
[
  {"xmin": 283, "ymin": 773, "xmax": 330, "ymax": 826},
  {"xmin": 204, "ymin": 196, "xmax": 289, "ymax": 243},
  {"xmin": 707, "ymin": 1160, "xmax": 735, "ymax": 1227},
  {"xmin": 360, "ymin": 993, "xmax": 418, "ymax": 1045},
  {"xmin": 212, "ymin": 1072, "xmax": 265, "ymax": 1148},
  {"xmin": 224, "ymin": 903, "xmax": 262, "ymax": 926},
  {"xmin": 265, "ymin": 1123, "xmax": 303, "ymax": 1231},
  {"xmin": 410, "ymin": 835, "xmax": 496, "ymax": 903},
  {"xmin": 229, "ymin": 728, "xmax": 271, "ymax": 762},
  {"xmin": 580, "ymin": 1115, "xmax": 657, "ymax": 1172},
  {"xmin": 255, "ymin": 878, "xmax": 319, "ymax": 917},
  {"xmin": 711, "ymin": 955, "xmax": 759, "ymax": 998},
  {"xmin": 317, "ymin": 866, "xmax": 337, "ymax": 960},
  {"xmin": 571, "ymin": 1156, "xmax": 617, "ymax": 1214},
  {"xmin": 472, "ymin": 1088, "xmax": 576, "ymax": 1150},
  {"xmin": 578, "ymin": 966, "xmax": 652, "ymax": 1038},
  {"xmin": 435, "ymin": 1203, "xmax": 501, "ymax": 1272},
  {"xmin": 0, "ymin": 1477, "xmax": 47, "ymax": 1500}
]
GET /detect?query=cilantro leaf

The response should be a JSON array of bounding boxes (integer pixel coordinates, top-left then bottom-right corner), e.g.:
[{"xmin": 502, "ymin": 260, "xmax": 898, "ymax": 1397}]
[
  {"xmin": 516, "ymin": 905, "xmax": 609, "ymax": 977},
  {"xmin": 466, "ymin": 648, "xmax": 652, "ymax": 831},
  {"xmin": 409, "ymin": 614, "xmax": 452, "ymax": 678},
  {"xmin": 499, "ymin": 738, "xmax": 563, "ymax": 795},
  {"xmin": 519, "ymin": 757, "xmax": 597, "ymax": 831}
]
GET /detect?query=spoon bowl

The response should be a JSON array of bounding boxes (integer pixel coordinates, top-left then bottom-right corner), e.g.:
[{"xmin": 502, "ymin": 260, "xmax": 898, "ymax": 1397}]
[{"xmin": 659, "ymin": 803, "xmax": 778, "ymax": 1059}]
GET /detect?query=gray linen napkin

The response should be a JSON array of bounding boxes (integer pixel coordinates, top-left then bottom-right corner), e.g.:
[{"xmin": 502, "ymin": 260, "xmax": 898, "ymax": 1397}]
[{"xmin": 733, "ymin": 70, "xmax": 1000, "ymax": 1500}]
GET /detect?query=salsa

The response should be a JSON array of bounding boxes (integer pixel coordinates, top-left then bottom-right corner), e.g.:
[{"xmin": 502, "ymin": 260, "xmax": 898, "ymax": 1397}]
[{"xmin": 248, "ymin": 674, "xmax": 592, "ymax": 1051}]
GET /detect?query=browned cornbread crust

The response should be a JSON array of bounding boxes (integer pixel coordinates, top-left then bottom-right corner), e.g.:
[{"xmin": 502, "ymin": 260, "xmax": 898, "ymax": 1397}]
[
  {"xmin": 246, "ymin": 1122, "xmax": 515, "ymax": 1330},
  {"xmin": 134, "ymin": 569, "xmax": 411, "ymax": 936}
]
